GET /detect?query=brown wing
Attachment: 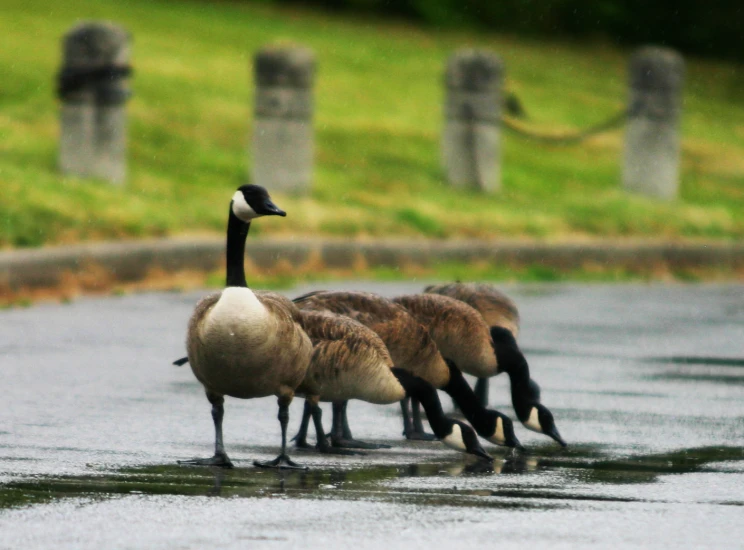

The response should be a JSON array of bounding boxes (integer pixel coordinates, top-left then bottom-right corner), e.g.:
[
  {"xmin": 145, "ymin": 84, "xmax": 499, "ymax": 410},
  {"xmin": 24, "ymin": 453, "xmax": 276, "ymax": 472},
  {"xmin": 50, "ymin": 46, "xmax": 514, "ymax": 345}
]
[
  {"xmin": 424, "ymin": 282, "xmax": 520, "ymax": 336},
  {"xmin": 256, "ymin": 290, "xmax": 304, "ymax": 324},
  {"xmin": 255, "ymin": 290, "xmax": 314, "ymax": 380},
  {"xmin": 393, "ymin": 294, "xmax": 497, "ymax": 378},
  {"xmin": 293, "ymin": 291, "xmax": 450, "ymax": 388},
  {"xmin": 296, "ymin": 311, "xmax": 403, "ymax": 404}
]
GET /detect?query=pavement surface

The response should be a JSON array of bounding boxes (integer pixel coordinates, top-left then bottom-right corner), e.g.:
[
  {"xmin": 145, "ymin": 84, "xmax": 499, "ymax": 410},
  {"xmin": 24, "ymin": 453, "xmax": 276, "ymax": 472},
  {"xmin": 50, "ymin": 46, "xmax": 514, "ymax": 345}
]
[{"xmin": 1, "ymin": 281, "xmax": 743, "ymax": 549}]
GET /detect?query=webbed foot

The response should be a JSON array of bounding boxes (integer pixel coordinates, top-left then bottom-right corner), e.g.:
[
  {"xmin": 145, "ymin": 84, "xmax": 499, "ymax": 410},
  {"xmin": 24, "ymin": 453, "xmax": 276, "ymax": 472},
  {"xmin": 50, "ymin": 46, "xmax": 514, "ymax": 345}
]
[
  {"xmin": 402, "ymin": 430, "xmax": 438, "ymax": 441},
  {"xmin": 293, "ymin": 437, "xmax": 314, "ymax": 450},
  {"xmin": 331, "ymin": 437, "xmax": 391, "ymax": 450},
  {"xmin": 253, "ymin": 454, "xmax": 307, "ymax": 470},
  {"xmin": 178, "ymin": 452, "xmax": 234, "ymax": 468},
  {"xmin": 317, "ymin": 441, "xmax": 366, "ymax": 455}
]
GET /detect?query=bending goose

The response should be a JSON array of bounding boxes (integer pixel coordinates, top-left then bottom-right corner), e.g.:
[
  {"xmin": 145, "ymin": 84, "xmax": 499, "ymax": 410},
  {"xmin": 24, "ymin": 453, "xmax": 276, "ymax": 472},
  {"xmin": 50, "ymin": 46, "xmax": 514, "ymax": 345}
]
[
  {"xmin": 292, "ymin": 290, "xmax": 521, "ymax": 450},
  {"xmin": 178, "ymin": 185, "xmax": 313, "ymax": 469},
  {"xmin": 424, "ymin": 282, "xmax": 566, "ymax": 447},
  {"xmin": 424, "ymin": 283, "xmax": 519, "ymax": 405},
  {"xmin": 292, "ymin": 310, "xmax": 491, "ymax": 460}
]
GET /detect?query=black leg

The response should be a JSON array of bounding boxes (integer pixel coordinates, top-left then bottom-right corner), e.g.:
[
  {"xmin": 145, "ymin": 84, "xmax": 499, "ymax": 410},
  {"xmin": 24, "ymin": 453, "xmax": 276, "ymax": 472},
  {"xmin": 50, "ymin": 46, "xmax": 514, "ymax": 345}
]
[
  {"xmin": 179, "ymin": 392, "xmax": 234, "ymax": 468},
  {"xmin": 474, "ymin": 377, "xmax": 489, "ymax": 408},
  {"xmin": 292, "ymin": 400, "xmax": 314, "ymax": 449},
  {"xmin": 254, "ymin": 400, "xmax": 307, "ymax": 470},
  {"xmin": 340, "ymin": 400, "xmax": 354, "ymax": 440},
  {"xmin": 329, "ymin": 400, "xmax": 390, "ymax": 450},
  {"xmin": 400, "ymin": 397, "xmax": 414, "ymax": 435},
  {"xmin": 312, "ymin": 404, "xmax": 359, "ymax": 455},
  {"xmin": 402, "ymin": 397, "xmax": 437, "ymax": 441},
  {"xmin": 411, "ymin": 398, "xmax": 435, "ymax": 439},
  {"xmin": 330, "ymin": 401, "xmax": 346, "ymax": 440}
]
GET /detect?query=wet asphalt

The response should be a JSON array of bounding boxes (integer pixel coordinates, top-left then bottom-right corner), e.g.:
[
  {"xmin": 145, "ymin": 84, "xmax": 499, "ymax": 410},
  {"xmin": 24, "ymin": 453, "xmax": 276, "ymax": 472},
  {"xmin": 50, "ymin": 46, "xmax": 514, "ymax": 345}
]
[{"xmin": 1, "ymin": 282, "xmax": 743, "ymax": 549}]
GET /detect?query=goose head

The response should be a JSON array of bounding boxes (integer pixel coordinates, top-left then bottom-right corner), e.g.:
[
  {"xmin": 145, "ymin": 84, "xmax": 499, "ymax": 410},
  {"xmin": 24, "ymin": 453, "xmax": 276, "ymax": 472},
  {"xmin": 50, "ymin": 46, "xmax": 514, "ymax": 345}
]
[
  {"xmin": 522, "ymin": 402, "xmax": 567, "ymax": 447},
  {"xmin": 489, "ymin": 326, "xmax": 567, "ymax": 448},
  {"xmin": 441, "ymin": 419, "xmax": 493, "ymax": 461},
  {"xmin": 481, "ymin": 410, "xmax": 524, "ymax": 450},
  {"xmin": 231, "ymin": 184, "xmax": 286, "ymax": 222}
]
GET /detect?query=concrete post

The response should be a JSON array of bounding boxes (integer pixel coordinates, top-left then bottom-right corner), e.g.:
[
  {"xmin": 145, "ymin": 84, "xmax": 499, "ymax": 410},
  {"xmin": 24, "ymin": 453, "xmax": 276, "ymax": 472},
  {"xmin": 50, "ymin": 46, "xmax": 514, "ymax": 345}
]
[
  {"xmin": 251, "ymin": 47, "xmax": 315, "ymax": 194},
  {"xmin": 442, "ymin": 49, "xmax": 503, "ymax": 193},
  {"xmin": 58, "ymin": 22, "xmax": 131, "ymax": 185},
  {"xmin": 623, "ymin": 47, "xmax": 684, "ymax": 200}
]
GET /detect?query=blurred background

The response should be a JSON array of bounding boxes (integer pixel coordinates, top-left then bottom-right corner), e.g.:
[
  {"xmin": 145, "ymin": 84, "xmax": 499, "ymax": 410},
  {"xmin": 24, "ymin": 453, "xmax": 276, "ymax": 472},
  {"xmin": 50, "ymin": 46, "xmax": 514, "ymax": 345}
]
[{"xmin": 1, "ymin": 0, "xmax": 743, "ymax": 292}]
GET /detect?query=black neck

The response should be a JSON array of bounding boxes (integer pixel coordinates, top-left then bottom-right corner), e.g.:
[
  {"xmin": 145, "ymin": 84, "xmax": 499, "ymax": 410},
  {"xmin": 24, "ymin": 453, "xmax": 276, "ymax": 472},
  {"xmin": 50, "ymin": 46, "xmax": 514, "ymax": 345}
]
[
  {"xmin": 495, "ymin": 339, "xmax": 530, "ymax": 380},
  {"xmin": 391, "ymin": 368, "xmax": 452, "ymax": 439},
  {"xmin": 497, "ymin": 343, "xmax": 535, "ymax": 419},
  {"xmin": 509, "ymin": 379, "xmax": 533, "ymax": 420},
  {"xmin": 225, "ymin": 207, "xmax": 250, "ymax": 288},
  {"xmin": 441, "ymin": 360, "xmax": 495, "ymax": 436}
]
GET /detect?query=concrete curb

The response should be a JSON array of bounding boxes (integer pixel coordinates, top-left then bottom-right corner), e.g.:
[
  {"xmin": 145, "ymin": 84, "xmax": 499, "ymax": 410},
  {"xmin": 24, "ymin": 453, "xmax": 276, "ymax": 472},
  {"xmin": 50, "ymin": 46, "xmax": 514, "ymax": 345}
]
[{"xmin": 1, "ymin": 237, "xmax": 743, "ymax": 292}]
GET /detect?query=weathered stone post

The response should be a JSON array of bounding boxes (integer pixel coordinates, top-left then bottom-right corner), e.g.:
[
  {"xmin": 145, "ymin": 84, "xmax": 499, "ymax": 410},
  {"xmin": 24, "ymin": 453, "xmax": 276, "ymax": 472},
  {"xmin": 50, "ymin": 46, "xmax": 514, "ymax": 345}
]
[
  {"xmin": 623, "ymin": 47, "xmax": 684, "ymax": 200},
  {"xmin": 251, "ymin": 47, "xmax": 315, "ymax": 194},
  {"xmin": 442, "ymin": 49, "xmax": 503, "ymax": 193},
  {"xmin": 58, "ymin": 22, "xmax": 131, "ymax": 185}
]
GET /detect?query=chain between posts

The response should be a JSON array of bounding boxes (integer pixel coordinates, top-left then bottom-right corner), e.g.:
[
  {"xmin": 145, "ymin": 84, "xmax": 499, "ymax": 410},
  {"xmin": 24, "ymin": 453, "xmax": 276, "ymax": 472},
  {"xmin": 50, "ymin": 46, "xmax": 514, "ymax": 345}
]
[
  {"xmin": 57, "ymin": 65, "xmax": 132, "ymax": 93},
  {"xmin": 501, "ymin": 106, "xmax": 630, "ymax": 144}
]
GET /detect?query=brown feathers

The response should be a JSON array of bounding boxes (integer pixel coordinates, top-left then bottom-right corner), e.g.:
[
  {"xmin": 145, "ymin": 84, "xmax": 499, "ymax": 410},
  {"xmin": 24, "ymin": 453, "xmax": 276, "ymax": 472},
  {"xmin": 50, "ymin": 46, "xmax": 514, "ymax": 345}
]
[
  {"xmin": 186, "ymin": 287, "xmax": 313, "ymax": 400},
  {"xmin": 393, "ymin": 294, "xmax": 498, "ymax": 378},
  {"xmin": 424, "ymin": 282, "xmax": 520, "ymax": 337},
  {"xmin": 294, "ymin": 291, "xmax": 451, "ymax": 388},
  {"xmin": 296, "ymin": 311, "xmax": 403, "ymax": 404}
]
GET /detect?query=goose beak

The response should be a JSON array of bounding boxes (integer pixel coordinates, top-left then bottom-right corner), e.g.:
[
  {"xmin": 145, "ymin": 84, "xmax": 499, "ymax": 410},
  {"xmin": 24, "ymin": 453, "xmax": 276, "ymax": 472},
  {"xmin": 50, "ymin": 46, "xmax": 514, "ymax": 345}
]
[
  {"xmin": 262, "ymin": 198, "xmax": 286, "ymax": 217},
  {"xmin": 546, "ymin": 426, "xmax": 567, "ymax": 447},
  {"xmin": 471, "ymin": 444, "xmax": 493, "ymax": 462},
  {"xmin": 506, "ymin": 433, "xmax": 524, "ymax": 451}
]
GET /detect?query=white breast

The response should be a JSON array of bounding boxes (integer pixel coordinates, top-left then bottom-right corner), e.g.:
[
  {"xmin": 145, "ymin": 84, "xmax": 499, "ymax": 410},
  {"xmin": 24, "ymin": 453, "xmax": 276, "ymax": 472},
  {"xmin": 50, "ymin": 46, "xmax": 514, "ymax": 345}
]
[{"xmin": 204, "ymin": 287, "xmax": 270, "ymax": 342}]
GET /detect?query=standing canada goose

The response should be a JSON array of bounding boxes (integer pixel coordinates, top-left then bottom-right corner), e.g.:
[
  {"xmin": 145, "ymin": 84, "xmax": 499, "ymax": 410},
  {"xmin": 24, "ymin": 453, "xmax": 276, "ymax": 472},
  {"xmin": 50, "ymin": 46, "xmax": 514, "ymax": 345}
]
[
  {"xmin": 178, "ymin": 185, "xmax": 313, "ymax": 469},
  {"xmin": 424, "ymin": 282, "xmax": 566, "ymax": 447},
  {"xmin": 292, "ymin": 291, "xmax": 522, "ymax": 450},
  {"xmin": 292, "ymin": 310, "xmax": 492, "ymax": 460}
]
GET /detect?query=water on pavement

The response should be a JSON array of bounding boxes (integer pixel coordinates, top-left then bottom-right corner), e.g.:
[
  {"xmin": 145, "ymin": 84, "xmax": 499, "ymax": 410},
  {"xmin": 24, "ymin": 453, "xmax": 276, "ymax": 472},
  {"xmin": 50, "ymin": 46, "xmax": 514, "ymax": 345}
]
[{"xmin": 1, "ymin": 282, "xmax": 743, "ymax": 549}]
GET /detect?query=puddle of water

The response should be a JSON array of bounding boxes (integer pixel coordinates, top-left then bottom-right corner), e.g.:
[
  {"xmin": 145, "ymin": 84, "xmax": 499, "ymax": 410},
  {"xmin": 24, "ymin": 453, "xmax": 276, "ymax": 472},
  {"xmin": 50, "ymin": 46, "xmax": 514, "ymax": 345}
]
[{"xmin": 3, "ymin": 445, "xmax": 742, "ymax": 511}]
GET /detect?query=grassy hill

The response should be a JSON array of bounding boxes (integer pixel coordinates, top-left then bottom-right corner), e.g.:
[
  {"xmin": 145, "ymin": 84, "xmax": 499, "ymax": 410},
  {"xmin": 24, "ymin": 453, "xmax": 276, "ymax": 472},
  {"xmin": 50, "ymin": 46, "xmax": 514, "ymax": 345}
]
[{"xmin": 1, "ymin": 0, "xmax": 743, "ymax": 249}]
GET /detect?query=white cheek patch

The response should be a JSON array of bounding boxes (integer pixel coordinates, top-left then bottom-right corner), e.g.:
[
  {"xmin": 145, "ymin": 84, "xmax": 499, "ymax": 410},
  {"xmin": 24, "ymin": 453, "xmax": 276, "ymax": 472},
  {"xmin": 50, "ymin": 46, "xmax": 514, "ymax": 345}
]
[
  {"xmin": 442, "ymin": 423, "xmax": 467, "ymax": 453},
  {"xmin": 523, "ymin": 407, "xmax": 543, "ymax": 433},
  {"xmin": 232, "ymin": 191, "xmax": 259, "ymax": 222},
  {"xmin": 488, "ymin": 416, "xmax": 506, "ymax": 446}
]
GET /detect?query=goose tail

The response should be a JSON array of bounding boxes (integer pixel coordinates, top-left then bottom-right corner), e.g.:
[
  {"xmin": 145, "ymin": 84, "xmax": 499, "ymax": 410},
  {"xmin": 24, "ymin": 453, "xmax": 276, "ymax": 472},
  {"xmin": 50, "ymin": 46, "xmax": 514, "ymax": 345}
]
[{"xmin": 292, "ymin": 290, "xmax": 328, "ymax": 304}]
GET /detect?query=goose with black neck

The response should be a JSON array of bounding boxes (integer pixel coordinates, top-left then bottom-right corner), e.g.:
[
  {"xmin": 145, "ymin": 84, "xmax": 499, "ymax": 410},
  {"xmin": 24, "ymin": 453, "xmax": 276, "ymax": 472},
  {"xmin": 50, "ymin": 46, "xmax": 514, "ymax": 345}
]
[{"xmin": 177, "ymin": 185, "xmax": 314, "ymax": 469}]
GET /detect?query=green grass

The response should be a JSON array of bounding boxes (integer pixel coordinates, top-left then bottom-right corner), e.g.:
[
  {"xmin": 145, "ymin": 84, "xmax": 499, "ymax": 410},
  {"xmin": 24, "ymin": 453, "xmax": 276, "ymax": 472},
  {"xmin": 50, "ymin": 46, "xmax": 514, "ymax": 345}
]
[{"xmin": 1, "ymin": 0, "xmax": 743, "ymax": 248}]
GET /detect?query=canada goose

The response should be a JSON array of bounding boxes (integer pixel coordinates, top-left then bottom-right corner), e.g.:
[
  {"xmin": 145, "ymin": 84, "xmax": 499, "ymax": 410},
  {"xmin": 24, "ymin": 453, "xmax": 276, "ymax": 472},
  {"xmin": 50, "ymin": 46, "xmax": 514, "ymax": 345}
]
[
  {"xmin": 178, "ymin": 185, "xmax": 313, "ymax": 469},
  {"xmin": 292, "ymin": 310, "xmax": 492, "ymax": 460},
  {"xmin": 292, "ymin": 291, "xmax": 521, "ymax": 450},
  {"xmin": 424, "ymin": 283, "xmax": 566, "ymax": 447},
  {"xmin": 425, "ymin": 283, "xmax": 519, "ymax": 406}
]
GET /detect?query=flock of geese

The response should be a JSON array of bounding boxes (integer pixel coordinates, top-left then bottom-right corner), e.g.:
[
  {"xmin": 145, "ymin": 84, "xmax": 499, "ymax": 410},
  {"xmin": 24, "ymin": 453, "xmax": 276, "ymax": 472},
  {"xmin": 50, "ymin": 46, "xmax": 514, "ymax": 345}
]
[{"xmin": 174, "ymin": 184, "xmax": 565, "ymax": 469}]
